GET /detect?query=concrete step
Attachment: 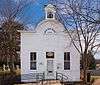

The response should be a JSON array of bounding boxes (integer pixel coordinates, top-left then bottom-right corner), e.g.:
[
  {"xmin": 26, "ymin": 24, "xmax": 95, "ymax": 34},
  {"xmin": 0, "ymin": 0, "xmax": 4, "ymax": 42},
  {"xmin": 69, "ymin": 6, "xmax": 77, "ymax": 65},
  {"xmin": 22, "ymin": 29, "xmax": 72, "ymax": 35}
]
[
  {"xmin": 43, "ymin": 80, "xmax": 61, "ymax": 85},
  {"xmin": 14, "ymin": 80, "xmax": 61, "ymax": 85}
]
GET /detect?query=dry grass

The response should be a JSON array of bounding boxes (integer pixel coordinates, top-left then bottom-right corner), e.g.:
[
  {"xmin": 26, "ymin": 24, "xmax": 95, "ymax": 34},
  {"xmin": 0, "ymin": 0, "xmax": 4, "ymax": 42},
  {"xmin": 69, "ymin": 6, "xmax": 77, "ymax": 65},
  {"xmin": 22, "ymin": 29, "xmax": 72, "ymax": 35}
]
[
  {"xmin": 0, "ymin": 69, "xmax": 21, "ymax": 76},
  {"xmin": 14, "ymin": 69, "xmax": 21, "ymax": 75},
  {"xmin": 91, "ymin": 76, "xmax": 100, "ymax": 80}
]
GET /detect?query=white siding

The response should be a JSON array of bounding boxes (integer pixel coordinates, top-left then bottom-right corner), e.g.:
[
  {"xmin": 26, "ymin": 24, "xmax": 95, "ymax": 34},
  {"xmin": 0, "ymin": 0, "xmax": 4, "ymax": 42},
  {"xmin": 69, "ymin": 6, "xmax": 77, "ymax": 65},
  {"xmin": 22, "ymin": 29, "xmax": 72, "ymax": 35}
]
[{"xmin": 20, "ymin": 32, "xmax": 80, "ymax": 81}]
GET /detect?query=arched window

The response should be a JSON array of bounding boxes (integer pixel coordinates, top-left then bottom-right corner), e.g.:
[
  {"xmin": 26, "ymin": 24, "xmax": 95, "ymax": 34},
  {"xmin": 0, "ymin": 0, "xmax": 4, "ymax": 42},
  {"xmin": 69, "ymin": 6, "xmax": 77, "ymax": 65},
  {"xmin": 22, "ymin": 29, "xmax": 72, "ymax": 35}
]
[
  {"xmin": 47, "ymin": 12, "xmax": 53, "ymax": 18},
  {"xmin": 45, "ymin": 28, "xmax": 55, "ymax": 34}
]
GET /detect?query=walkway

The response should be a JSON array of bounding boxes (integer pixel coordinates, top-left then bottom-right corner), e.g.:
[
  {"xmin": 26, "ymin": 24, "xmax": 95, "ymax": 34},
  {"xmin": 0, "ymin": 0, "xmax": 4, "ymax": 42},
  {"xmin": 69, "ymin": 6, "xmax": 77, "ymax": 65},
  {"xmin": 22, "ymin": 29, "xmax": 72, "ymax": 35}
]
[{"xmin": 93, "ymin": 79, "xmax": 100, "ymax": 85}]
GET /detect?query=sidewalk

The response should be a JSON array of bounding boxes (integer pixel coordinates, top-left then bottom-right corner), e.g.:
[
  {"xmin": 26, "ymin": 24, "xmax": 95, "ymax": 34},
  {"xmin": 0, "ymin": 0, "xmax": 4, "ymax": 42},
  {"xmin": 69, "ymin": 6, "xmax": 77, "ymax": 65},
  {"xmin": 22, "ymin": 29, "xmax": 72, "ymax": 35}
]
[{"xmin": 93, "ymin": 79, "xmax": 100, "ymax": 85}]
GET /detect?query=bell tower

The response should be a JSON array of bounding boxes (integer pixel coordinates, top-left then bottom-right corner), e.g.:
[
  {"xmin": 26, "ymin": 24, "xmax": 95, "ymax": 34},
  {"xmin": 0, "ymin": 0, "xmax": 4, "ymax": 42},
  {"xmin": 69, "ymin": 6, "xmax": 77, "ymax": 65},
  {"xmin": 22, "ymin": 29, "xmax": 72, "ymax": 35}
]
[{"xmin": 45, "ymin": 4, "xmax": 56, "ymax": 20}]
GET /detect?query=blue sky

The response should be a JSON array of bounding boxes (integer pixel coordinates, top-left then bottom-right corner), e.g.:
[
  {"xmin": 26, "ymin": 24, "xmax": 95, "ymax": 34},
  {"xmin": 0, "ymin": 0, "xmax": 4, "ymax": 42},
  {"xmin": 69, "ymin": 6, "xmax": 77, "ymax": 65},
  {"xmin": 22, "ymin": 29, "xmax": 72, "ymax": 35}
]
[
  {"xmin": 21, "ymin": 0, "xmax": 49, "ymax": 26},
  {"xmin": 0, "ymin": 0, "xmax": 49, "ymax": 26}
]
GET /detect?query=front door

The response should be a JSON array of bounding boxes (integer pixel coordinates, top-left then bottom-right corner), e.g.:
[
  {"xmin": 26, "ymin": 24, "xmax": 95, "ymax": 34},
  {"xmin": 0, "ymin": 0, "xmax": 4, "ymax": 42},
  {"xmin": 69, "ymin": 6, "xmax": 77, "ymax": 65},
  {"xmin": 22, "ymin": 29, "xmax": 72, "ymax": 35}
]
[
  {"xmin": 46, "ymin": 52, "xmax": 54, "ymax": 79},
  {"xmin": 47, "ymin": 60, "xmax": 54, "ymax": 74},
  {"xmin": 47, "ymin": 60, "xmax": 54, "ymax": 78}
]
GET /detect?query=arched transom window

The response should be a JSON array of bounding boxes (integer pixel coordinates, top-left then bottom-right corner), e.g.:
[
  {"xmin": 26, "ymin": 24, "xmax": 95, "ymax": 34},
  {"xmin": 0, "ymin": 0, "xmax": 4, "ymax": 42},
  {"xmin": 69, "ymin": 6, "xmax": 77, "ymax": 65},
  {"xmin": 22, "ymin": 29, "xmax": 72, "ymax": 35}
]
[{"xmin": 45, "ymin": 28, "xmax": 55, "ymax": 34}]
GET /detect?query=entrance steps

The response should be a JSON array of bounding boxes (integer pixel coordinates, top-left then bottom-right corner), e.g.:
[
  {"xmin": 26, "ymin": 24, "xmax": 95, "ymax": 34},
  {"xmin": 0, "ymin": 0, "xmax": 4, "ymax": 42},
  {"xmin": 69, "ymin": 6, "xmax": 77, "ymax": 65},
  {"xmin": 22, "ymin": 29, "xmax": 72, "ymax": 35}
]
[
  {"xmin": 14, "ymin": 80, "xmax": 61, "ymax": 85},
  {"xmin": 42, "ymin": 80, "xmax": 61, "ymax": 85}
]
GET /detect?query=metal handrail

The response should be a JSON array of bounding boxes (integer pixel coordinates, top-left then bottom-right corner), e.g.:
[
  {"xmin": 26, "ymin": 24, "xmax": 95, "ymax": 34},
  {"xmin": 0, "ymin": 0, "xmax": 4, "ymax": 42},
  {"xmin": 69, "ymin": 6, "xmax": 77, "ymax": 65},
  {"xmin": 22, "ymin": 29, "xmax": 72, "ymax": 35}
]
[
  {"xmin": 36, "ymin": 72, "xmax": 45, "ymax": 85},
  {"xmin": 56, "ymin": 72, "xmax": 68, "ymax": 82}
]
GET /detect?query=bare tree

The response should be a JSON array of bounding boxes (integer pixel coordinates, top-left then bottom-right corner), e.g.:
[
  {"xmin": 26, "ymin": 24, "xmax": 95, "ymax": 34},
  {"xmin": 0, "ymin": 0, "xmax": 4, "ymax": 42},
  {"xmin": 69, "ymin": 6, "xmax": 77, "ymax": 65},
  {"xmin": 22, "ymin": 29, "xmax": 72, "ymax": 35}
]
[
  {"xmin": 0, "ymin": 20, "xmax": 26, "ymax": 71},
  {"xmin": 0, "ymin": 0, "xmax": 35, "ymax": 24},
  {"xmin": 81, "ymin": 50, "xmax": 96, "ymax": 70},
  {"xmin": 0, "ymin": 0, "xmax": 34, "ymax": 73},
  {"xmin": 52, "ymin": 0, "xmax": 100, "ymax": 84}
]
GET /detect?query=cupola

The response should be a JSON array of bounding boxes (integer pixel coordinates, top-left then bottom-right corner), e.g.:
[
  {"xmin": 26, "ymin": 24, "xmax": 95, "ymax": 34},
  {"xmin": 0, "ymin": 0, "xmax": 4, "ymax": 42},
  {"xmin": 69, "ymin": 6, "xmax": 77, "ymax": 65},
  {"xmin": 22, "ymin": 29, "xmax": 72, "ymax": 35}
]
[{"xmin": 45, "ymin": 4, "xmax": 56, "ymax": 20}]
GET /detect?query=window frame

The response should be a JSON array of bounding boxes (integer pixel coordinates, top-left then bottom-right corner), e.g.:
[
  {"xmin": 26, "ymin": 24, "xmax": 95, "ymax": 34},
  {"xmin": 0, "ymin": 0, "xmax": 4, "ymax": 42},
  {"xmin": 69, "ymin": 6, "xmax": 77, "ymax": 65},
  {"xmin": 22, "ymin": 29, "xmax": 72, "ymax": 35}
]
[
  {"xmin": 30, "ymin": 52, "xmax": 37, "ymax": 70},
  {"xmin": 64, "ymin": 52, "xmax": 70, "ymax": 70},
  {"xmin": 46, "ymin": 52, "xmax": 54, "ymax": 58}
]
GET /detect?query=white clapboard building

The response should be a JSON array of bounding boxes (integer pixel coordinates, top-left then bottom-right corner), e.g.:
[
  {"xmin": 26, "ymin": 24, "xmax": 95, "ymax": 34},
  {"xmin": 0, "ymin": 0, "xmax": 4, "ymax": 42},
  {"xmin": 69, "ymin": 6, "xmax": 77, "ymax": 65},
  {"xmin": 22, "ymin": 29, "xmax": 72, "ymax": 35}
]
[{"xmin": 19, "ymin": 4, "xmax": 80, "ymax": 82}]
